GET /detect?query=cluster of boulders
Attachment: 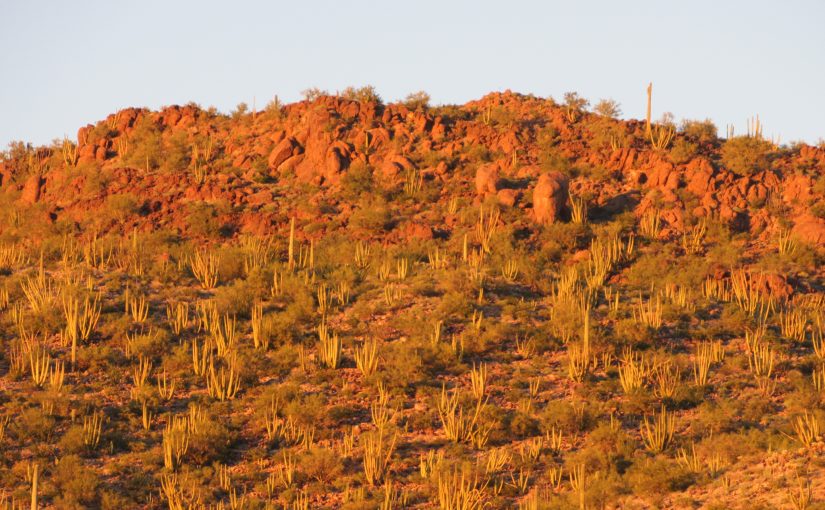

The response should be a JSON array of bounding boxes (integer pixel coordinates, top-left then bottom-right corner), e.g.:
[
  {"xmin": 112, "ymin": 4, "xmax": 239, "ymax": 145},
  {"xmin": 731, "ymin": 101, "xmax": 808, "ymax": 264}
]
[
  {"xmin": 474, "ymin": 160, "xmax": 569, "ymax": 224},
  {"xmin": 2, "ymin": 90, "xmax": 824, "ymax": 246}
]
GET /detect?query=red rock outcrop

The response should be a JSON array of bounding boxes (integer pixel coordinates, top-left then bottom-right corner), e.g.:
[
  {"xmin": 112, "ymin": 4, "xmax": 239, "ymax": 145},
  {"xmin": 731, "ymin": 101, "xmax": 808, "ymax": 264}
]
[
  {"xmin": 533, "ymin": 172, "xmax": 569, "ymax": 224},
  {"xmin": 3, "ymin": 91, "xmax": 824, "ymax": 249},
  {"xmin": 20, "ymin": 174, "xmax": 43, "ymax": 204},
  {"xmin": 475, "ymin": 162, "xmax": 499, "ymax": 196}
]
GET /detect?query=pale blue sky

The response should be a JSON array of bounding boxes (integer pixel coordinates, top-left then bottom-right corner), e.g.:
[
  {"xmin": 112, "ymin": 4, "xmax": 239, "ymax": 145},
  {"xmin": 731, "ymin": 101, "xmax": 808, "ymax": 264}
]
[{"xmin": 1, "ymin": 0, "xmax": 823, "ymax": 148}]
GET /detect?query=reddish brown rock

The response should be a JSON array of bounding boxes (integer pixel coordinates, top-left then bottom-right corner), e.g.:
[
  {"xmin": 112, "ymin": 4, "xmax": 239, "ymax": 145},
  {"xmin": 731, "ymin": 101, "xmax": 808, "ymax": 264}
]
[
  {"xmin": 325, "ymin": 147, "xmax": 346, "ymax": 180},
  {"xmin": 411, "ymin": 112, "xmax": 431, "ymax": 134},
  {"xmin": 758, "ymin": 272, "xmax": 793, "ymax": 300},
  {"xmin": 660, "ymin": 207, "xmax": 685, "ymax": 233},
  {"xmin": 792, "ymin": 214, "xmax": 825, "ymax": 246},
  {"xmin": 232, "ymin": 154, "xmax": 249, "ymax": 169},
  {"xmin": 434, "ymin": 161, "xmax": 449, "ymax": 178},
  {"xmin": 607, "ymin": 147, "xmax": 638, "ymax": 172},
  {"xmin": 475, "ymin": 163, "xmax": 499, "ymax": 196},
  {"xmin": 114, "ymin": 108, "xmax": 141, "ymax": 133},
  {"xmin": 798, "ymin": 144, "xmax": 825, "ymax": 169},
  {"xmin": 380, "ymin": 160, "xmax": 403, "ymax": 182},
  {"xmin": 6, "ymin": 90, "xmax": 825, "ymax": 249},
  {"xmin": 268, "ymin": 137, "xmax": 300, "ymax": 170},
  {"xmin": 497, "ymin": 189, "xmax": 518, "ymax": 207},
  {"xmin": 496, "ymin": 131, "xmax": 520, "ymax": 155},
  {"xmin": 746, "ymin": 183, "xmax": 768, "ymax": 206},
  {"xmin": 647, "ymin": 160, "xmax": 679, "ymax": 191},
  {"xmin": 160, "ymin": 106, "xmax": 183, "ymax": 127},
  {"xmin": 431, "ymin": 117, "xmax": 446, "ymax": 140},
  {"xmin": 239, "ymin": 211, "xmax": 274, "ymax": 235},
  {"xmin": 533, "ymin": 171, "xmax": 569, "ymax": 224},
  {"xmin": 380, "ymin": 155, "xmax": 415, "ymax": 183},
  {"xmin": 516, "ymin": 165, "xmax": 541, "ymax": 179},
  {"xmin": 295, "ymin": 164, "xmax": 321, "ymax": 185},
  {"xmin": 401, "ymin": 222, "xmax": 434, "ymax": 240},
  {"xmin": 782, "ymin": 173, "xmax": 815, "ymax": 204},
  {"xmin": 277, "ymin": 154, "xmax": 304, "ymax": 175},
  {"xmin": 77, "ymin": 125, "xmax": 93, "ymax": 147},
  {"xmin": 20, "ymin": 174, "xmax": 43, "ymax": 204},
  {"xmin": 685, "ymin": 158, "xmax": 716, "ymax": 196}
]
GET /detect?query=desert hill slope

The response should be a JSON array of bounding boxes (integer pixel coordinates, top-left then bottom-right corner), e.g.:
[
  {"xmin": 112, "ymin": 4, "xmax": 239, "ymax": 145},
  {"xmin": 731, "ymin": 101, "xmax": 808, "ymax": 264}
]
[{"xmin": 1, "ymin": 90, "xmax": 825, "ymax": 509}]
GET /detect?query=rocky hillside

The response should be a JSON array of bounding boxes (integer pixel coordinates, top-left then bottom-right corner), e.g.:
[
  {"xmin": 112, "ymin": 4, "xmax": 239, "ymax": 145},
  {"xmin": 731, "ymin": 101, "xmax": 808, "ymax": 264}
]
[
  {"xmin": 2, "ymin": 91, "xmax": 825, "ymax": 509},
  {"xmin": 3, "ymin": 91, "xmax": 824, "ymax": 247}
]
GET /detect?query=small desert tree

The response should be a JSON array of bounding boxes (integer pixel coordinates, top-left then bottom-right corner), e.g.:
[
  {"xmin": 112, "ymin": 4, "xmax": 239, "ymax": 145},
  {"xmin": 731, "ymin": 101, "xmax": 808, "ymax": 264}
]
[
  {"xmin": 403, "ymin": 91, "xmax": 431, "ymax": 110},
  {"xmin": 301, "ymin": 87, "xmax": 329, "ymax": 101},
  {"xmin": 563, "ymin": 92, "xmax": 590, "ymax": 122},
  {"xmin": 341, "ymin": 85, "xmax": 382, "ymax": 105},
  {"xmin": 594, "ymin": 98, "xmax": 622, "ymax": 119}
]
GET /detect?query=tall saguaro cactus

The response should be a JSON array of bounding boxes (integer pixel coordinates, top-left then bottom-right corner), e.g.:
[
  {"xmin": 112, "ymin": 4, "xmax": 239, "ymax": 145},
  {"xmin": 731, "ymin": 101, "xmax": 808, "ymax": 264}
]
[
  {"xmin": 31, "ymin": 463, "xmax": 38, "ymax": 510},
  {"xmin": 645, "ymin": 82, "xmax": 653, "ymax": 136}
]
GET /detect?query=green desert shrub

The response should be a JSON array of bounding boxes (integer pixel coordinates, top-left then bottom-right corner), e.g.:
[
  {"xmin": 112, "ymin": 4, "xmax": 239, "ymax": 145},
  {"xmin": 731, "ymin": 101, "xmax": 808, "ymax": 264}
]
[
  {"xmin": 104, "ymin": 193, "xmax": 140, "ymax": 224},
  {"xmin": 403, "ymin": 90, "xmax": 431, "ymax": 110},
  {"xmin": 593, "ymin": 98, "xmax": 622, "ymax": 118},
  {"xmin": 53, "ymin": 455, "xmax": 101, "ymax": 508},
  {"xmin": 626, "ymin": 457, "xmax": 694, "ymax": 503},
  {"xmin": 680, "ymin": 119, "xmax": 717, "ymax": 144},
  {"xmin": 302, "ymin": 446, "xmax": 344, "ymax": 483},
  {"xmin": 341, "ymin": 85, "xmax": 382, "ymax": 105},
  {"xmin": 341, "ymin": 162, "xmax": 375, "ymax": 199},
  {"xmin": 186, "ymin": 201, "xmax": 227, "ymax": 238},
  {"xmin": 14, "ymin": 407, "xmax": 55, "ymax": 443},
  {"xmin": 349, "ymin": 197, "xmax": 393, "ymax": 232},
  {"xmin": 188, "ymin": 414, "xmax": 233, "ymax": 465},
  {"xmin": 669, "ymin": 137, "xmax": 699, "ymax": 164},
  {"xmin": 720, "ymin": 136, "xmax": 774, "ymax": 175}
]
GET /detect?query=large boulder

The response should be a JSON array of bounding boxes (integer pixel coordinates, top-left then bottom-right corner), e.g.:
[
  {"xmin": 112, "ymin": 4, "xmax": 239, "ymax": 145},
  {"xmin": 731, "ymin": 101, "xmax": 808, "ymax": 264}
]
[
  {"xmin": 379, "ymin": 155, "xmax": 414, "ymax": 184},
  {"xmin": 475, "ymin": 163, "xmax": 499, "ymax": 196},
  {"xmin": 268, "ymin": 137, "xmax": 301, "ymax": 170},
  {"xmin": 497, "ymin": 189, "xmax": 518, "ymax": 207},
  {"xmin": 532, "ymin": 171, "xmax": 569, "ymax": 224},
  {"xmin": 20, "ymin": 174, "xmax": 43, "ymax": 204},
  {"xmin": 792, "ymin": 213, "xmax": 825, "ymax": 246},
  {"xmin": 324, "ymin": 146, "xmax": 347, "ymax": 181}
]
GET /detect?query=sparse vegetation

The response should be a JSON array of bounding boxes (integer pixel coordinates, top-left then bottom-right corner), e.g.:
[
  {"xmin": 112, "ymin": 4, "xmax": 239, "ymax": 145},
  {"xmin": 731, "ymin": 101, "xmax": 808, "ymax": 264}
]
[{"xmin": 0, "ymin": 87, "xmax": 823, "ymax": 509}]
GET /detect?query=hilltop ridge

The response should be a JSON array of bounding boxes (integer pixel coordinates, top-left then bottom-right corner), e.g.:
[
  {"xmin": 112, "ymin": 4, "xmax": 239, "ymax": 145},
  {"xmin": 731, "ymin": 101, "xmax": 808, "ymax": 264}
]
[{"xmin": 2, "ymin": 90, "xmax": 824, "ymax": 248}]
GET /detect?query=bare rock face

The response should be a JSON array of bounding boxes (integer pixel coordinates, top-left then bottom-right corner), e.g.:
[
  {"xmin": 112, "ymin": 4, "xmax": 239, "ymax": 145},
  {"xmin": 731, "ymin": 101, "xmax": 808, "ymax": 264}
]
[
  {"xmin": 400, "ymin": 221, "xmax": 433, "ymax": 240},
  {"xmin": 379, "ymin": 155, "xmax": 415, "ymax": 185},
  {"xmin": 77, "ymin": 125, "xmax": 92, "ymax": 147},
  {"xmin": 533, "ymin": 171, "xmax": 569, "ymax": 224},
  {"xmin": 268, "ymin": 137, "xmax": 301, "ymax": 170},
  {"xmin": 497, "ymin": 188, "xmax": 518, "ymax": 207},
  {"xmin": 379, "ymin": 159, "xmax": 403, "ymax": 182},
  {"xmin": 290, "ymin": 104, "xmax": 357, "ymax": 185},
  {"xmin": 684, "ymin": 157, "xmax": 716, "ymax": 196},
  {"xmin": 6, "ymin": 91, "xmax": 825, "ymax": 245},
  {"xmin": 20, "ymin": 174, "xmax": 43, "ymax": 204},
  {"xmin": 793, "ymin": 213, "xmax": 825, "ymax": 246},
  {"xmin": 475, "ymin": 163, "xmax": 499, "ymax": 196},
  {"xmin": 325, "ymin": 146, "xmax": 347, "ymax": 181},
  {"xmin": 759, "ymin": 272, "xmax": 793, "ymax": 300},
  {"xmin": 782, "ymin": 172, "xmax": 815, "ymax": 204}
]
